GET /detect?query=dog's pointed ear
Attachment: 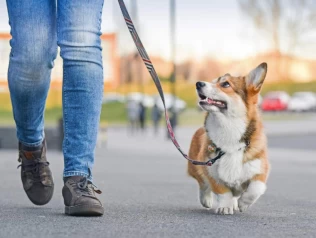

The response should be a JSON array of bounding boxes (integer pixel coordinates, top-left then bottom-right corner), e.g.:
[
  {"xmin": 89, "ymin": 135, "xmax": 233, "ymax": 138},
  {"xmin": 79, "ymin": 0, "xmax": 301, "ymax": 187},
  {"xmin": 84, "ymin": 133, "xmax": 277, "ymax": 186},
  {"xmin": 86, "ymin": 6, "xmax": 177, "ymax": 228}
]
[{"xmin": 246, "ymin": 63, "xmax": 267, "ymax": 92}]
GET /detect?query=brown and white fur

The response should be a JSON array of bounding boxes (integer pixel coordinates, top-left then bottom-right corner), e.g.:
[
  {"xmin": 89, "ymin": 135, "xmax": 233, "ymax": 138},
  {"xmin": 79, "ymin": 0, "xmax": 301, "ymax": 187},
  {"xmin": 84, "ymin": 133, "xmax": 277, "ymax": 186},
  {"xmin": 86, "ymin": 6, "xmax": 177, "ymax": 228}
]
[{"xmin": 188, "ymin": 63, "xmax": 270, "ymax": 215}]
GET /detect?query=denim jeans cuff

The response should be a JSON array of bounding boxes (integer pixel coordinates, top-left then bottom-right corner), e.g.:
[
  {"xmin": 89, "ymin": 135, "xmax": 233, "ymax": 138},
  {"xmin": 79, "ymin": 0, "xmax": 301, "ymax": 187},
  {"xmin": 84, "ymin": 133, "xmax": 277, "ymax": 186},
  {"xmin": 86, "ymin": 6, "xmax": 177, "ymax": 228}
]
[
  {"xmin": 63, "ymin": 171, "xmax": 93, "ymax": 181},
  {"xmin": 19, "ymin": 139, "xmax": 44, "ymax": 148}
]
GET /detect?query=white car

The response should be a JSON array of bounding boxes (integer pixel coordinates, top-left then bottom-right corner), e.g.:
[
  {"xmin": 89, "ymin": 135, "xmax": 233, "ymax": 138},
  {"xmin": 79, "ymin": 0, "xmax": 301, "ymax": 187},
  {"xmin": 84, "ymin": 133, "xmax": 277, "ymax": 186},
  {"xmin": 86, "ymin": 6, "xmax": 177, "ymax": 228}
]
[
  {"xmin": 258, "ymin": 94, "xmax": 263, "ymax": 107},
  {"xmin": 288, "ymin": 92, "xmax": 316, "ymax": 112},
  {"xmin": 102, "ymin": 92, "xmax": 125, "ymax": 104},
  {"xmin": 154, "ymin": 94, "xmax": 186, "ymax": 112},
  {"xmin": 126, "ymin": 92, "xmax": 154, "ymax": 107}
]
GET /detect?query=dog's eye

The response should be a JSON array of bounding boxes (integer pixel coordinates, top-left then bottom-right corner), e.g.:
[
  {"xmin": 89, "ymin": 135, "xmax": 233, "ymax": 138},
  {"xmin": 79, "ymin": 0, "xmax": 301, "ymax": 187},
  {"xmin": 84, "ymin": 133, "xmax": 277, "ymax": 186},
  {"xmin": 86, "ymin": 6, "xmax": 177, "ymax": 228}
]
[{"xmin": 221, "ymin": 81, "xmax": 230, "ymax": 88}]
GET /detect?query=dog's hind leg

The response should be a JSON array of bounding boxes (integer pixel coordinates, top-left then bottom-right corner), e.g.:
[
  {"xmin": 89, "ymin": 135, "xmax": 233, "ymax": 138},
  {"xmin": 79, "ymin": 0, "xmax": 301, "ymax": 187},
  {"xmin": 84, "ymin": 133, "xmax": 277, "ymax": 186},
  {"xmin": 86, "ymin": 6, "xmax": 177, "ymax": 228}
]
[{"xmin": 238, "ymin": 180, "xmax": 266, "ymax": 212}]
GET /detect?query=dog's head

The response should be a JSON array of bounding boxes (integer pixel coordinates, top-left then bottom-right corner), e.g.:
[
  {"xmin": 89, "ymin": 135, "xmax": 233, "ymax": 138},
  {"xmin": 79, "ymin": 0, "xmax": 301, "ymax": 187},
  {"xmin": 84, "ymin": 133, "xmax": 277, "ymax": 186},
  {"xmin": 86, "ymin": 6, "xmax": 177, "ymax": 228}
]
[{"xmin": 196, "ymin": 63, "xmax": 267, "ymax": 116}]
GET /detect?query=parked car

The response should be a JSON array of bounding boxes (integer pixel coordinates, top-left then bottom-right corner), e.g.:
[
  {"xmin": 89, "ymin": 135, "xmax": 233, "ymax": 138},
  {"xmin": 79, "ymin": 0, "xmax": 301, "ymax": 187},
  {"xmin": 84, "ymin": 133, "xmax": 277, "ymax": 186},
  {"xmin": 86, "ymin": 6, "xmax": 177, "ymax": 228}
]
[
  {"xmin": 154, "ymin": 94, "xmax": 186, "ymax": 113},
  {"xmin": 258, "ymin": 94, "xmax": 263, "ymax": 108},
  {"xmin": 261, "ymin": 91, "xmax": 290, "ymax": 111},
  {"xmin": 288, "ymin": 92, "xmax": 316, "ymax": 112},
  {"xmin": 126, "ymin": 92, "xmax": 154, "ymax": 107},
  {"xmin": 102, "ymin": 92, "xmax": 125, "ymax": 104}
]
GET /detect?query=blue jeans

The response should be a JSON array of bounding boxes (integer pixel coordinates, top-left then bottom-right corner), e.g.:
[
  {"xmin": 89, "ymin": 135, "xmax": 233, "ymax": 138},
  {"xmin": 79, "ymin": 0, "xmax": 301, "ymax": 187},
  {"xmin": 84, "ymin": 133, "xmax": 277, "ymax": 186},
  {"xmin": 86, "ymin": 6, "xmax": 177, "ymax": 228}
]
[{"xmin": 6, "ymin": 0, "xmax": 104, "ymax": 180}]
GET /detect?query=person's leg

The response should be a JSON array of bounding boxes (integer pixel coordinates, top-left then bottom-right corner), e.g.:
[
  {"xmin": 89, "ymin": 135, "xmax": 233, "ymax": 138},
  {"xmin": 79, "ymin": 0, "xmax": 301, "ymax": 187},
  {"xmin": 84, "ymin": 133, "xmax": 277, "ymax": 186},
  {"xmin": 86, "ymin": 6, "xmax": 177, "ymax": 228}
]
[
  {"xmin": 132, "ymin": 119, "xmax": 137, "ymax": 134},
  {"xmin": 58, "ymin": 0, "xmax": 104, "ymax": 180},
  {"xmin": 129, "ymin": 119, "xmax": 133, "ymax": 135},
  {"xmin": 6, "ymin": 0, "xmax": 57, "ymax": 205},
  {"xmin": 154, "ymin": 121, "xmax": 158, "ymax": 135},
  {"xmin": 6, "ymin": 0, "xmax": 57, "ymax": 146},
  {"xmin": 58, "ymin": 0, "xmax": 104, "ymax": 216}
]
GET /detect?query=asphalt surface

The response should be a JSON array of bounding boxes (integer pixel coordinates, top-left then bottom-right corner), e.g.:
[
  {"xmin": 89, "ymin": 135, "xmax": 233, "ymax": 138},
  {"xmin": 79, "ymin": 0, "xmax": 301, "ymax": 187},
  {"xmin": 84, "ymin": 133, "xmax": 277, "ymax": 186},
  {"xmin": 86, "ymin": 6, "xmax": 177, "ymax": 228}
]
[
  {"xmin": 268, "ymin": 134, "xmax": 316, "ymax": 150},
  {"xmin": 0, "ymin": 125, "xmax": 315, "ymax": 238}
]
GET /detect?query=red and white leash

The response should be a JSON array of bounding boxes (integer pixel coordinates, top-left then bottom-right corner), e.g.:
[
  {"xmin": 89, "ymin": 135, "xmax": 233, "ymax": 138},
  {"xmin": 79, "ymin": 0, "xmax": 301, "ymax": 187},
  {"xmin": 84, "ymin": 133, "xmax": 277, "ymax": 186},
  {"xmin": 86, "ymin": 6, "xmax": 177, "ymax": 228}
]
[{"xmin": 118, "ymin": 0, "xmax": 224, "ymax": 166}]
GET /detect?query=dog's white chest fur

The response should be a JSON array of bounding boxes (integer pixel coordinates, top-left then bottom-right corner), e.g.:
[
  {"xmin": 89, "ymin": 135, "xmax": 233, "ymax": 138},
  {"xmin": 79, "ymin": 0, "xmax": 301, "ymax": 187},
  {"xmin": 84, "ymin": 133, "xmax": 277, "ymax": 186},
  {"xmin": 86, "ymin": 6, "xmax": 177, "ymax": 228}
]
[
  {"xmin": 208, "ymin": 152, "xmax": 261, "ymax": 188},
  {"xmin": 205, "ymin": 113, "xmax": 261, "ymax": 188}
]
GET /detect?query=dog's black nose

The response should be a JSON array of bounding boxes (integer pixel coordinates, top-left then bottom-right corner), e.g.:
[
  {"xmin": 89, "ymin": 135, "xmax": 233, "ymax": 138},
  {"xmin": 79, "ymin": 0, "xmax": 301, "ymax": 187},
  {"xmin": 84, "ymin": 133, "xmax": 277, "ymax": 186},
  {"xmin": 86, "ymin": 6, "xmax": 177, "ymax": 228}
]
[{"xmin": 196, "ymin": 81, "xmax": 206, "ymax": 89}]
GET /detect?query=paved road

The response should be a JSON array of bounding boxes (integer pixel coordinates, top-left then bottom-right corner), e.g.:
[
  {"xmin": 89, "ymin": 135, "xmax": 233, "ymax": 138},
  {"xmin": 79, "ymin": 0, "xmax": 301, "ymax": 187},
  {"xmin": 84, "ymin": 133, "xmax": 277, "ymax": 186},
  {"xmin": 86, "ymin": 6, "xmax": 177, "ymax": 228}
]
[
  {"xmin": 0, "ymin": 126, "xmax": 315, "ymax": 238},
  {"xmin": 268, "ymin": 134, "xmax": 316, "ymax": 151}
]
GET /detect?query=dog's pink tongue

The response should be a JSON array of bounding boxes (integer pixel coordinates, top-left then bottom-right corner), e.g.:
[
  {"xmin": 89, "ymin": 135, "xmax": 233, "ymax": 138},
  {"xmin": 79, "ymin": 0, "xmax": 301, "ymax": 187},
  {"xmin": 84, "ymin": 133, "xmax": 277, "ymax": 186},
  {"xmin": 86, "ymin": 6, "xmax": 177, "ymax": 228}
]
[{"xmin": 207, "ymin": 98, "xmax": 213, "ymax": 104}]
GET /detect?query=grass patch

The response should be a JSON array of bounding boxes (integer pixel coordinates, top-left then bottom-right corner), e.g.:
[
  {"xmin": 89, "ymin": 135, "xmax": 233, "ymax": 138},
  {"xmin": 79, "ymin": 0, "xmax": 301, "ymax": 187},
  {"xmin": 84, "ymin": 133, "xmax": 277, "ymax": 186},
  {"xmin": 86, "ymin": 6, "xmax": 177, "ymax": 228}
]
[
  {"xmin": 0, "ymin": 108, "xmax": 63, "ymax": 126},
  {"xmin": 1, "ymin": 106, "xmax": 315, "ymax": 127},
  {"xmin": 178, "ymin": 108, "xmax": 204, "ymax": 125},
  {"xmin": 110, "ymin": 80, "xmax": 316, "ymax": 109},
  {"xmin": 0, "ymin": 92, "xmax": 12, "ymax": 111},
  {"xmin": 101, "ymin": 102, "xmax": 158, "ymax": 125},
  {"xmin": 1, "ymin": 80, "xmax": 315, "ymax": 125},
  {"xmin": 261, "ymin": 81, "xmax": 316, "ymax": 95},
  {"xmin": 101, "ymin": 102, "xmax": 127, "ymax": 124},
  {"xmin": 44, "ymin": 107, "xmax": 63, "ymax": 124},
  {"xmin": 1, "ymin": 80, "xmax": 316, "ymax": 112},
  {"xmin": 0, "ymin": 110, "xmax": 14, "ymax": 125}
]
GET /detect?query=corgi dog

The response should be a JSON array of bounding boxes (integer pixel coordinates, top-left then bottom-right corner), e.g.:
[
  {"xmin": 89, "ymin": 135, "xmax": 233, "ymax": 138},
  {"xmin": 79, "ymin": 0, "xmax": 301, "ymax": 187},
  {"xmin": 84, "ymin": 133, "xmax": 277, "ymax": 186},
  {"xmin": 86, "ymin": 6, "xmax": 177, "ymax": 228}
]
[{"xmin": 188, "ymin": 63, "xmax": 270, "ymax": 215}]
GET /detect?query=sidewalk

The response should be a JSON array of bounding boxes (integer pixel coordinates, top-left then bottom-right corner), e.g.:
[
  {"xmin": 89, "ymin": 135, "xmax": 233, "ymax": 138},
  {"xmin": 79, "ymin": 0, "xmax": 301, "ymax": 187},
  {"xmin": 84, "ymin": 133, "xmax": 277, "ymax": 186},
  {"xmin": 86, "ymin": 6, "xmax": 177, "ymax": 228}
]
[
  {"xmin": 263, "ymin": 120, "xmax": 316, "ymax": 136},
  {"xmin": 0, "ymin": 128, "xmax": 315, "ymax": 238},
  {"xmin": 109, "ymin": 119, "xmax": 316, "ymax": 137}
]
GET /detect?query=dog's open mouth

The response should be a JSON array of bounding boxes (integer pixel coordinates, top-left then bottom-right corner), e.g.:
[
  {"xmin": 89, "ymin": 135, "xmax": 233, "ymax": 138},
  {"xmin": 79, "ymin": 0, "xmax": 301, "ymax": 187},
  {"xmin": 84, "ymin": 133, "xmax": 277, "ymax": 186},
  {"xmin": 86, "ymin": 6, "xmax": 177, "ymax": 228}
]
[{"xmin": 198, "ymin": 94, "xmax": 227, "ymax": 109}]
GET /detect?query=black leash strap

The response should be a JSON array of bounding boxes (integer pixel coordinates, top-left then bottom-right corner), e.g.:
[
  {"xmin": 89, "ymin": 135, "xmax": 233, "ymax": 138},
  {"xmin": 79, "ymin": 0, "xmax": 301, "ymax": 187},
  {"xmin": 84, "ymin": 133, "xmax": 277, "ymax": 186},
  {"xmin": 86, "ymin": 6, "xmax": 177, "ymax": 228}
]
[{"xmin": 118, "ymin": 0, "xmax": 225, "ymax": 166}]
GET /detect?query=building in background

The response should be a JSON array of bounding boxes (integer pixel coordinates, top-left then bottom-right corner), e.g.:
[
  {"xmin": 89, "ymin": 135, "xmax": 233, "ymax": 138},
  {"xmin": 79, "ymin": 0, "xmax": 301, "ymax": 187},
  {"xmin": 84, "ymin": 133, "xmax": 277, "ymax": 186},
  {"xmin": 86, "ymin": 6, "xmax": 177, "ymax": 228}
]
[{"xmin": 0, "ymin": 32, "xmax": 120, "ymax": 90}]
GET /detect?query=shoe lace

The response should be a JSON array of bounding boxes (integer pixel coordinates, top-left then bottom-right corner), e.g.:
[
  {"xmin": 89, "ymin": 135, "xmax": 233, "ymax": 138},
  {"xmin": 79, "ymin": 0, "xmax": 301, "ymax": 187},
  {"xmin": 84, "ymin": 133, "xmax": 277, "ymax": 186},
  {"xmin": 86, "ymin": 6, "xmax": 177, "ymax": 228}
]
[
  {"xmin": 69, "ymin": 173, "xmax": 102, "ymax": 197},
  {"xmin": 17, "ymin": 156, "xmax": 49, "ymax": 182}
]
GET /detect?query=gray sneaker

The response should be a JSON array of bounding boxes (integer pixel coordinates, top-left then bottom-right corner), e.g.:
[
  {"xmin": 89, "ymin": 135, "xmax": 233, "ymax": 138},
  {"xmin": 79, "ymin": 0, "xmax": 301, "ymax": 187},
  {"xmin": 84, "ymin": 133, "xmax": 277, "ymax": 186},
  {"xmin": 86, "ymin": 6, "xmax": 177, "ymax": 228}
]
[
  {"xmin": 18, "ymin": 140, "xmax": 54, "ymax": 205},
  {"xmin": 62, "ymin": 176, "xmax": 104, "ymax": 216}
]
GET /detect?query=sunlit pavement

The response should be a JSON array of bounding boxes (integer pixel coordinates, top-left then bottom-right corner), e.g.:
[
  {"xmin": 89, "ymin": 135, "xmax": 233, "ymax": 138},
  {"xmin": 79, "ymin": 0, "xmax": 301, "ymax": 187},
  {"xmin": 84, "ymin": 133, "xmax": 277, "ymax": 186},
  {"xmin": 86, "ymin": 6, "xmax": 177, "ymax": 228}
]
[{"xmin": 0, "ymin": 123, "xmax": 315, "ymax": 238}]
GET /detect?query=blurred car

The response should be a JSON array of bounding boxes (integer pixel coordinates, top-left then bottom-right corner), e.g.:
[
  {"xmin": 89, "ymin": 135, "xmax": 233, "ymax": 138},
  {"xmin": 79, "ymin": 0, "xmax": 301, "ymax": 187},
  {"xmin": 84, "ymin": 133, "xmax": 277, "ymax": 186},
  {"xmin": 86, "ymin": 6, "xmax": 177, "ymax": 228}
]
[
  {"xmin": 288, "ymin": 92, "xmax": 316, "ymax": 112},
  {"xmin": 261, "ymin": 91, "xmax": 290, "ymax": 111},
  {"xmin": 126, "ymin": 92, "xmax": 154, "ymax": 107},
  {"xmin": 258, "ymin": 94, "xmax": 263, "ymax": 108},
  {"xmin": 154, "ymin": 93, "xmax": 186, "ymax": 113},
  {"xmin": 102, "ymin": 92, "xmax": 125, "ymax": 104}
]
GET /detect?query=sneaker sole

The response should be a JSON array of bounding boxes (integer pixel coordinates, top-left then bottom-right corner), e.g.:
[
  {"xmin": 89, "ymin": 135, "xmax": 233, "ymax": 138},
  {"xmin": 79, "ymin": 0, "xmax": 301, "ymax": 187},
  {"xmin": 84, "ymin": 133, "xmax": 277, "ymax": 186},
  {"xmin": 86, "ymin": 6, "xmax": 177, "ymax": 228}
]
[
  {"xmin": 26, "ymin": 185, "xmax": 54, "ymax": 206},
  {"xmin": 65, "ymin": 205, "xmax": 104, "ymax": 216}
]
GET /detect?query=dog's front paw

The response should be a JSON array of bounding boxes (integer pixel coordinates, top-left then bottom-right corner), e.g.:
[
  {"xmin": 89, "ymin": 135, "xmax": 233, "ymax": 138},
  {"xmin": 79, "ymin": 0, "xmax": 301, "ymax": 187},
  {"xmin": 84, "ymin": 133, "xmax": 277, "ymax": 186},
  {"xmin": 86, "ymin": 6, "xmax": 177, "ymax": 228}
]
[
  {"xmin": 238, "ymin": 200, "xmax": 250, "ymax": 212},
  {"xmin": 213, "ymin": 192, "xmax": 234, "ymax": 215},
  {"xmin": 199, "ymin": 188, "xmax": 212, "ymax": 208},
  {"xmin": 215, "ymin": 207, "xmax": 234, "ymax": 215},
  {"xmin": 238, "ymin": 181, "xmax": 267, "ymax": 212}
]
